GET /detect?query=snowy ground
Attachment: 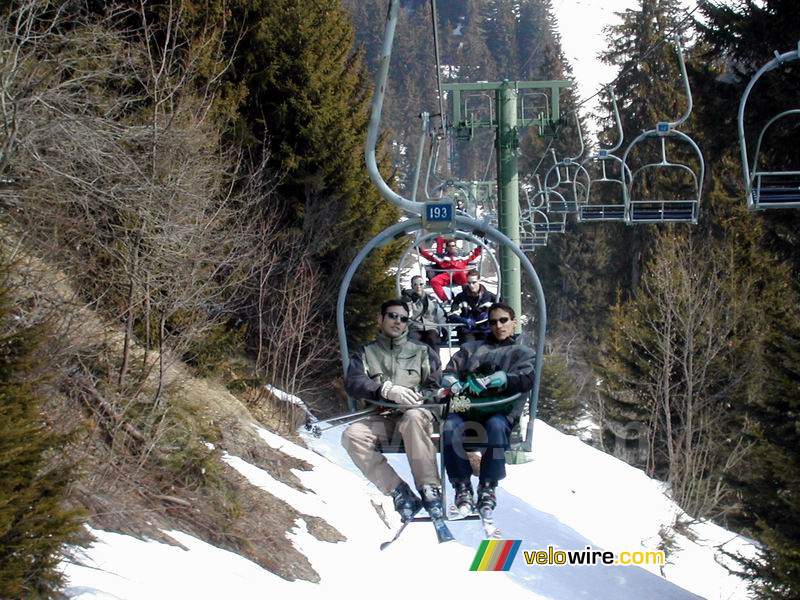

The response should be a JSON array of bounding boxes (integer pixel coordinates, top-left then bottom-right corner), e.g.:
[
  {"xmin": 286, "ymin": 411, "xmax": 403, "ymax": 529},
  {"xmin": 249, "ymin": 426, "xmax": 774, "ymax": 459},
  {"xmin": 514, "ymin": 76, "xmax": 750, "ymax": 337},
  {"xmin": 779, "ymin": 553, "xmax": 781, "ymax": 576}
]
[{"xmin": 61, "ymin": 416, "xmax": 756, "ymax": 600}]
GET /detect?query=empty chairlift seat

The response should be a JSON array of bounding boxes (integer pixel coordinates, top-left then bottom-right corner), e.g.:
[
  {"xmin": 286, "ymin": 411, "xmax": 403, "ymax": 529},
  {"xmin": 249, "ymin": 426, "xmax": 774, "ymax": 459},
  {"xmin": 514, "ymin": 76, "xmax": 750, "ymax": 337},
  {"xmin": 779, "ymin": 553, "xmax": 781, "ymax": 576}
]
[{"xmin": 738, "ymin": 43, "xmax": 800, "ymax": 210}]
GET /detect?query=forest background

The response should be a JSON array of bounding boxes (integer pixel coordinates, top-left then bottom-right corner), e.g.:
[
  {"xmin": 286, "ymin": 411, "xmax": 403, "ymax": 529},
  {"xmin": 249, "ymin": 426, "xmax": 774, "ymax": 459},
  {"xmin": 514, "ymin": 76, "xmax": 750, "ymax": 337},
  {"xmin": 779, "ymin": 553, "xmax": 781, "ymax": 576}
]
[{"xmin": 0, "ymin": 0, "xmax": 798, "ymax": 598}]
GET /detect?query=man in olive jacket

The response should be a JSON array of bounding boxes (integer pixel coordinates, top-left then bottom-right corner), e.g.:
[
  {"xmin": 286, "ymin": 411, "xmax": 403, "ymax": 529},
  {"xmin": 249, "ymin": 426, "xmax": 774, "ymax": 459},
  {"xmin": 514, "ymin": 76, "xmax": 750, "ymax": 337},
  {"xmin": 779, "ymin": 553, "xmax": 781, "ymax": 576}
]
[{"xmin": 342, "ymin": 299, "xmax": 445, "ymax": 522}]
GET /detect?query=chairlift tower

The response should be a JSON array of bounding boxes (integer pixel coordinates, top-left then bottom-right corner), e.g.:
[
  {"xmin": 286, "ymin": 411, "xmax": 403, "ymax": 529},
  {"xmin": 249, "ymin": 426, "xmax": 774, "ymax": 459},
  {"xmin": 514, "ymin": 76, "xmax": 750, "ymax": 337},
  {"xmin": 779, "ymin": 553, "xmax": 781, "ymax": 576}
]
[{"xmin": 443, "ymin": 80, "xmax": 570, "ymax": 321}]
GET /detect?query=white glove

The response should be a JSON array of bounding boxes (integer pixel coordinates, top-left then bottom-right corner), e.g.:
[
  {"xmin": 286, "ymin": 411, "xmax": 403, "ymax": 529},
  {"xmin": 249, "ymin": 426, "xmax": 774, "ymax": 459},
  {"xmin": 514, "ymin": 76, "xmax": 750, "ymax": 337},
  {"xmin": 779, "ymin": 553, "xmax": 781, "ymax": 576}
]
[{"xmin": 385, "ymin": 384, "xmax": 422, "ymax": 406}]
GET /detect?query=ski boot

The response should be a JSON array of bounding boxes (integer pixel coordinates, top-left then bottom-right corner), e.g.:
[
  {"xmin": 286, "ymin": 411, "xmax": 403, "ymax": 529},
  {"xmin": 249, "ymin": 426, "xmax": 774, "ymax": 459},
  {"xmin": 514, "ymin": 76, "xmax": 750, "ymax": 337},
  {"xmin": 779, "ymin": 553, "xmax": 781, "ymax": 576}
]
[
  {"xmin": 392, "ymin": 481, "xmax": 422, "ymax": 523},
  {"xmin": 476, "ymin": 481, "xmax": 497, "ymax": 513},
  {"xmin": 419, "ymin": 484, "xmax": 445, "ymax": 520},
  {"xmin": 453, "ymin": 479, "xmax": 475, "ymax": 516}
]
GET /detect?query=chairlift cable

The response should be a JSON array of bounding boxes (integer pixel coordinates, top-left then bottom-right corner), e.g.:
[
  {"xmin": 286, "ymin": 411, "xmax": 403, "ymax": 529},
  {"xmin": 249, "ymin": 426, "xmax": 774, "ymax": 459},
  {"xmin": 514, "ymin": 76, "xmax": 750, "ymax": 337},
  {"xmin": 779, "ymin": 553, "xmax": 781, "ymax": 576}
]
[{"xmin": 430, "ymin": 0, "xmax": 447, "ymax": 134}]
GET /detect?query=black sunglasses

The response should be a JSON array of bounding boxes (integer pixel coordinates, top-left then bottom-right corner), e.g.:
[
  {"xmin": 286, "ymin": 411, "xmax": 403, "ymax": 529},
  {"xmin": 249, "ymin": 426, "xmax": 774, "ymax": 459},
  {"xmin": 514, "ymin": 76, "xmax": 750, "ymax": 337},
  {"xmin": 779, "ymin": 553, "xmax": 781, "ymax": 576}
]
[
  {"xmin": 385, "ymin": 311, "xmax": 409, "ymax": 323},
  {"xmin": 489, "ymin": 316, "xmax": 511, "ymax": 326}
]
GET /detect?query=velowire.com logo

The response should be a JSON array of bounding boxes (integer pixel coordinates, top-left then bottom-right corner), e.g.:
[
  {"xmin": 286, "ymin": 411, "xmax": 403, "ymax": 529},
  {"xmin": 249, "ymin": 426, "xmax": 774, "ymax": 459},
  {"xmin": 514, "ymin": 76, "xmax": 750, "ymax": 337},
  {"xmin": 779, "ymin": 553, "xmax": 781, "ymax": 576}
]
[{"xmin": 469, "ymin": 540, "xmax": 522, "ymax": 571}]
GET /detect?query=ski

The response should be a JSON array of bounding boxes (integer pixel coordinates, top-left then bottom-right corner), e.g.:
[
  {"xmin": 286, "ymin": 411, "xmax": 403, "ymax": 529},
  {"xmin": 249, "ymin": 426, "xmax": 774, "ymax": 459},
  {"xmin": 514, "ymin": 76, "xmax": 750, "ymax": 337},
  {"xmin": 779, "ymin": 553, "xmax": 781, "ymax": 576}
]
[
  {"xmin": 380, "ymin": 506, "xmax": 422, "ymax": 551},
  {"xmin": 380, "ymin": 511, "xmax": 455, "ymax": 549},
  {"xmin": 431, "ymin": 515, "xmax": 455, "ymax": 543},
  {"xmin": 479, "ymin": 507, "xmax": 502, "ymax": 539}
]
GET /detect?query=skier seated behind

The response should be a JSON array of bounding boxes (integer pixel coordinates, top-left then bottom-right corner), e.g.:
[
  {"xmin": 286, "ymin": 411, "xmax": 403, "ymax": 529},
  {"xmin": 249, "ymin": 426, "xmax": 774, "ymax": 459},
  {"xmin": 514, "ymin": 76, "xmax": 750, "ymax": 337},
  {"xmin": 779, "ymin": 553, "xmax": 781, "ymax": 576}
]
[
  {"xmin": 418, "ymin": 238, "xmax": 482, "ymax": 302},
  {"xmin": 341, "ymin": 299, "xmax": 446, "ymax": 523},
  {"xmin": 438, "ymin": 302, "xmax": 536, "ymax": 516},
  {"xmin": 447, "ymin": 269, "xmax": 497, "ymax": 344},
  {"xmin": 401, "ymin": 275, "xmax": 447, "ymax": 349}
]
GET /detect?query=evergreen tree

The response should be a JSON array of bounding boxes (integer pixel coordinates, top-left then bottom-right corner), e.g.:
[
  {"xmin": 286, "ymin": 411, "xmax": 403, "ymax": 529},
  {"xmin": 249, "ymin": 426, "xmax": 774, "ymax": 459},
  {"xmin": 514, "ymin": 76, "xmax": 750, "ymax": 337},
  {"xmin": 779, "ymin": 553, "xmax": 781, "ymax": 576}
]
[
  {"xmin": 597, "ymin": 0, "xmax": 686, "ymax": 295},
  {"xmin": 0, "ymin": 262, "xmax": 83, "ymax": 598},
  {"xmin": 695, "ymin": 2, "xmax": 800, "ymax": 595},
  {"xmin": 695, "ymin": 0, "xmax": 800, "ymax": 275},
  {"xmin": 184, "ymin": 0, "xmax": 404, "ymax": 348},
  {"xmin": 728, "ymin": 297, "xmax": 800, "ymax": 599}
]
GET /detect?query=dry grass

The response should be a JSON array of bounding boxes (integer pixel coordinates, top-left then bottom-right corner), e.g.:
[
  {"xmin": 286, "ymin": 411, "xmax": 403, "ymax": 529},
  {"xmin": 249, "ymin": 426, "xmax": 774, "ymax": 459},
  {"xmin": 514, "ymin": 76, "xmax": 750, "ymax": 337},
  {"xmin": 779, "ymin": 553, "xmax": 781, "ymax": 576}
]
[{"xmin": 6, "ymin": 237, "xmax": 345, "ymax": 583}]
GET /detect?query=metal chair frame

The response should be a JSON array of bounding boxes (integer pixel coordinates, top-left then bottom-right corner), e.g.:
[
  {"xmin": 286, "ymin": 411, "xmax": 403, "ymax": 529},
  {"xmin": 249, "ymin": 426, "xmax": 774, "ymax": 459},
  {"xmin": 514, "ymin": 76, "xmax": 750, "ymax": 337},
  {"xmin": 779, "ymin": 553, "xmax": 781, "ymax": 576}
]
[{"xmin": 738, "ymin": 42, "xmax": 800, "ymax": 210}]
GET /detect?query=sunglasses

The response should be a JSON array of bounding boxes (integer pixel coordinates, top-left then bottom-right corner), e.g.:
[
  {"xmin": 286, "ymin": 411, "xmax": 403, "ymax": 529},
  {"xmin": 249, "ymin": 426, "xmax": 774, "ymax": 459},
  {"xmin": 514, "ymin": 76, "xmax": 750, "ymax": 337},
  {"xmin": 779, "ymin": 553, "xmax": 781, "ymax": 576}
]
[
  {"xmin": 489, "ymin": 316, "xmax": 511, "ymax": 326},
  {"xmin": 385, "ymin": 311, "xmax": 409, "ymax": 323}
]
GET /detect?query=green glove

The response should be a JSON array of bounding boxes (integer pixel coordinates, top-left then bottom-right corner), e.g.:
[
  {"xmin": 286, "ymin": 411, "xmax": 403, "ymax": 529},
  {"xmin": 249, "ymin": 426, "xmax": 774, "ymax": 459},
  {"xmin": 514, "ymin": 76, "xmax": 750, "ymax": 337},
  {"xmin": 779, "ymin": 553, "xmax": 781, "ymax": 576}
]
[{"xmin": 467, "ymin": 370, "xmax": 508, "ymax": 394}]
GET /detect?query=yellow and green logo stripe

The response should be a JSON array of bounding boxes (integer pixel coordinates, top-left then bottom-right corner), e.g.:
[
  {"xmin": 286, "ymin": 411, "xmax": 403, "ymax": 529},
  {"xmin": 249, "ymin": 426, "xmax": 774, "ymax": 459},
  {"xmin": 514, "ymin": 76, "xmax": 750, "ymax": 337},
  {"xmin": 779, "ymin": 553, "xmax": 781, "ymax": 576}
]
[{"xmin": 469, "ymin": 540, "xmax": 521, "ymax": 571}]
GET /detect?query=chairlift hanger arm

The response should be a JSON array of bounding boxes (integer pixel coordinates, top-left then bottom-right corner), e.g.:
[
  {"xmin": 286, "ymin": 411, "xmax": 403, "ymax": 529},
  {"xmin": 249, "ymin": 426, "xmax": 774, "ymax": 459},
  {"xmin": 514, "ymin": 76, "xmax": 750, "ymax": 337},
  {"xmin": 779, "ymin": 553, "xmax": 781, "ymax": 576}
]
[
  {"xmin": 602, "ymin": 88, "xmax": 624, "ymax": 154},
  {"xmin": 566, "ymin": 112, "xmax": 585, "ymax": 163},
  {"xmin": 411, "ymin": 112, "xmax": 430, "ymax": 202},
  {"xmin": 668, "ymin": 36, "xmax": 694, "ymax": 130},
  {"xmin": 366, "ymin": 0, "xmax": 435, "ymax": 215}
]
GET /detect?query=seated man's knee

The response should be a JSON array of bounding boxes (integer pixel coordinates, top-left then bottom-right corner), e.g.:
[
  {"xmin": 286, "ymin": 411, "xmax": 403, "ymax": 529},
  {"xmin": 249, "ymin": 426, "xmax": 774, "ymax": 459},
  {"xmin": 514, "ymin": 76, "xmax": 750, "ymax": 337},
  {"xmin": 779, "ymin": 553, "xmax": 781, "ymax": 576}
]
[
  {"xmin": 342, "ymin": 421, "xmax": 373, "ymax": 447},
  {"xmin": 400, "ymin": 409, "xmax": 429, "ymax": 427},
  {"xmin": 484, "ymin": 415, "xmax": 509, "ymax": 443}
]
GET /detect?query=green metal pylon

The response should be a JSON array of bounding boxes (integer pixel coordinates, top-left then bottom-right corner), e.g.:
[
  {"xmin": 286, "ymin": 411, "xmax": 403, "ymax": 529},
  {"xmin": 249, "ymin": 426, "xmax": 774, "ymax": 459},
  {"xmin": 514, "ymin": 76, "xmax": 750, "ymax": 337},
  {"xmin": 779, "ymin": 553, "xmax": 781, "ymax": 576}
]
[{"xmin": 443, "ymin": 79, "xmax": 571, "ymax": 325}]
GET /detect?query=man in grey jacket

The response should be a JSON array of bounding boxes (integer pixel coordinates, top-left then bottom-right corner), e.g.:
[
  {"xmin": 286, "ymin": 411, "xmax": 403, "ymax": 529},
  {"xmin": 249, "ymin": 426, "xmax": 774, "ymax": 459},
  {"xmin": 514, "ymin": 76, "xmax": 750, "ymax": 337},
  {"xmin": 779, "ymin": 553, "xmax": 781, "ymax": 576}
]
[
  {"xmin": 342, "ymin": 299, "xmax": 445, "ymax": 522},
  {"xmin": 439, "ymin": 302, "xmax": 536, "ymax": 516},
  {"xmin": 401, "ymin": 275, "xmax": 446, "ymax": 349}
]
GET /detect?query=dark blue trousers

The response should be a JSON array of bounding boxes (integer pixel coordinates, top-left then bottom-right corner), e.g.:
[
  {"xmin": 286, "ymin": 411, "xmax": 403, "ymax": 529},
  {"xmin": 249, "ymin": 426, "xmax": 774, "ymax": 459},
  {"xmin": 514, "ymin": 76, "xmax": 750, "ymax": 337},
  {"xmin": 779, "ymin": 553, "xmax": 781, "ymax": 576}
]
[{"xmin": 442, "ymin": 412, "xmax": 511, "ymax": 483}]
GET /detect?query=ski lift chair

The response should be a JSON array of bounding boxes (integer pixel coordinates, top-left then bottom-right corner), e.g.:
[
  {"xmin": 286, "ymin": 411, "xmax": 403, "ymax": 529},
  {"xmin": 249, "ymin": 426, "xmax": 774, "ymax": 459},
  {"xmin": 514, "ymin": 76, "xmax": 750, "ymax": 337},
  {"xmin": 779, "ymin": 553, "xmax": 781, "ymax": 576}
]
[
  {"xmin": 396, "ymin": 231, "xmax": 501, "ymax": 348},
  {"xmin": 738, "ymin": 43, "xmax": 800, "ymax": 210},
  {"xmin": 452, "ymin": 92, "xmax": 495, "ymax": 142},
  {"xmin": 621, "ymin": 38, "xmax": 704, "ymax": 224},
  {"xmin": 531, "ymin": 176, "xmax": 566, "ymax": 234},
  {"xmin": 339, "ymin": 0, "xmax": 546, "ymax": 523},
  {"xmin": 519, "ymin": 207, "xmax": 549, "ymax": 250},
  {"xmin": 543, "ymin": 114, "xmax": 591, "ymax": 213},
  {"xmin": 622, "ymin": 127, "xmax": 704, "ymax": 223},
  {"xmin": 578, "ymin": 91, "xmax": 630, "ymax": 222}
]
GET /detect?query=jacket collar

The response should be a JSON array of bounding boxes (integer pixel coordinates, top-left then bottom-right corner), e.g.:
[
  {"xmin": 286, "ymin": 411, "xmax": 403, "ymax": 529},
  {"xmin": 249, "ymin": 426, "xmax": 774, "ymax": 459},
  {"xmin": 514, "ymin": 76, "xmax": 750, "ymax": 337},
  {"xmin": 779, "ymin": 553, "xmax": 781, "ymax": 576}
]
[
  {"xmin": 375, "ymin": 329, "xmax": 409, "ymax": 351},
  {"xmin": 486, "ymin": 332, "xmax": 519, "ymax": 346}
]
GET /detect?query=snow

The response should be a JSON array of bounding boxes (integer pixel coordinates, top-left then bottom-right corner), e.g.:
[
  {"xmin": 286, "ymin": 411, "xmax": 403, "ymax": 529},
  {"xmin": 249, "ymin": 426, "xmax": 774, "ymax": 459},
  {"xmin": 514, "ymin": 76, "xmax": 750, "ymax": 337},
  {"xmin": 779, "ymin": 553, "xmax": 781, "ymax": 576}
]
[{"xmin": 61, "ymin": 414, "xmax": 756, "ymax": 600}]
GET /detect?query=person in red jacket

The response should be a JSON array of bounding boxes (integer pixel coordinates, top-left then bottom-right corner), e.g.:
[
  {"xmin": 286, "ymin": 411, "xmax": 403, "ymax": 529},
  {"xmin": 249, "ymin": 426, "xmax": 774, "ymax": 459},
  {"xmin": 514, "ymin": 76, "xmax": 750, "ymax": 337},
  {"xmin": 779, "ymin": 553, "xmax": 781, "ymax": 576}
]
[{"xmin": 418, "ymin": 239, "xmax": 482, "ymax": 302}]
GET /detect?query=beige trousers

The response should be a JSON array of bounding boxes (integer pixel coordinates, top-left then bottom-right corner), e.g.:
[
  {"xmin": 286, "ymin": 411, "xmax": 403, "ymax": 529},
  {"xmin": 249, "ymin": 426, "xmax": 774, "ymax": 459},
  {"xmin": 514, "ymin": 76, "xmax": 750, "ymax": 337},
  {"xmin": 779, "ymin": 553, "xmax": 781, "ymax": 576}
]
[{"xmin": 341, "ymin": 408, "xmax": 441, "ymax": 494}]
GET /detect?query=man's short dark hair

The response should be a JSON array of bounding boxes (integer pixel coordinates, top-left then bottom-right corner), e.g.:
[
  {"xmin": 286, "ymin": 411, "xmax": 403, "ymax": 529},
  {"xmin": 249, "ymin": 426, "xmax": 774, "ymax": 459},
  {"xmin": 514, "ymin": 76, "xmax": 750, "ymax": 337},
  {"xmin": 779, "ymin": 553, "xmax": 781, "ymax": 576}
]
[
  {"xmin": 466, "ymin": 268, "xmax": 480, "ymax": 279},
  {"xmin": 488, "ymin": 302, "xmax": 515, "ymax": 321},
  {"xmin": 381, "ymin": 299, "xmax": 409, "ymax": 316},
  {"xmin": 411, "ymin": 275, "xmax": 424, "ymax": 285}
]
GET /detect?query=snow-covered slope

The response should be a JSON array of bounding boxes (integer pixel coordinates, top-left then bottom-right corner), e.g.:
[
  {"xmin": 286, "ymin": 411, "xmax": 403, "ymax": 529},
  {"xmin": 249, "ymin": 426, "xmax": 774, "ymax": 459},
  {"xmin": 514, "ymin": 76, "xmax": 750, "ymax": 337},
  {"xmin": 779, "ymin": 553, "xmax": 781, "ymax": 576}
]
[{"xmin": 61, "ymin": 416, "xmax": 755, "ymax": 600}]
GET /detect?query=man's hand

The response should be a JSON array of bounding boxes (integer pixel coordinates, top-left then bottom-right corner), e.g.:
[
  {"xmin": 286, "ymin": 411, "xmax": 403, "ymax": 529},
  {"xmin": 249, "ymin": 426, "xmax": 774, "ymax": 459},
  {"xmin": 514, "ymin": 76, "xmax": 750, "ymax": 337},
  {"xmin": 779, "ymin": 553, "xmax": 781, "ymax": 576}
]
[
  {"xmin": 467, "ymin": 371, "xmax": 508, "ymax": 394},
  {"xmin": 438, "ymin": 374, "xmax": 465, "ymax": 399},
  {"xmin": 385, "ymin": 384, "xmax": 422, "ymax": 406}
]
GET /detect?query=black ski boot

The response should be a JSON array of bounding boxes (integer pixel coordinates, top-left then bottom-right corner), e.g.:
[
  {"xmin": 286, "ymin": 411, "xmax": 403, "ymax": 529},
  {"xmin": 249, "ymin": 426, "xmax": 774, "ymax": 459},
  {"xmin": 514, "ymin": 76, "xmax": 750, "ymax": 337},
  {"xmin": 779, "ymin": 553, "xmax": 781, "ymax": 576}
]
[
  {"xmin": 419, "ymin": 484, "xmax": 445, "ymax": 520},
  {"xmin": 392, "ymin": 481, "xmax": 422, "ymax": 523},
  {"xmin": 477, "ymin": 481, "xmax": 497, "ymax": 513},
  {"xmin": 453, "ymin": 479, "xmax": 475, "ymax": 516}
]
